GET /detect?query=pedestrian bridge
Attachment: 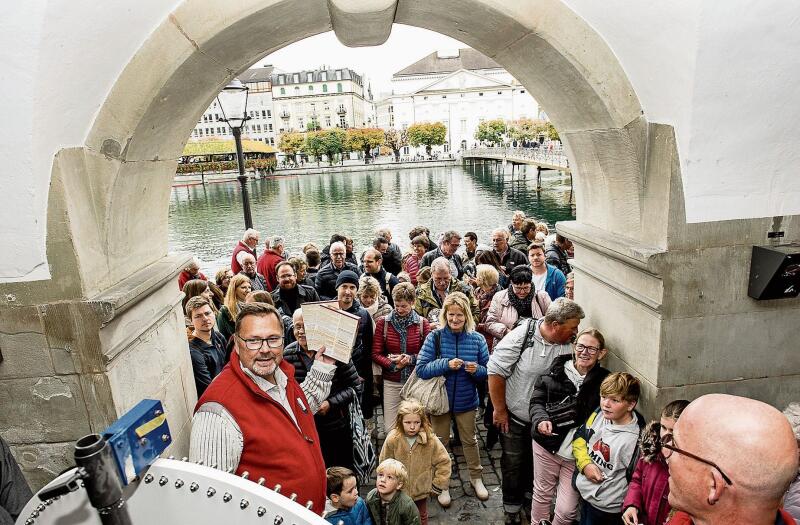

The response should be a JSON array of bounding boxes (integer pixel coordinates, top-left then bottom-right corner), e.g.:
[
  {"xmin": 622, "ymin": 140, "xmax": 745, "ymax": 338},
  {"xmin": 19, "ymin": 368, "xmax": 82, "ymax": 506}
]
[{"xmin": 463, "ymin": 147, "xmax": 571, "ymax": 173}]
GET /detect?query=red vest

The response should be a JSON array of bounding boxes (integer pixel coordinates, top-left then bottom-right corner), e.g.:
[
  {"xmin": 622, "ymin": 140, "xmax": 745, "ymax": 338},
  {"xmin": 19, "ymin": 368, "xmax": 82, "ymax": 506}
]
[{"xmin": 195, "ymin": 352, "xmax": 326, "ymax": 513}]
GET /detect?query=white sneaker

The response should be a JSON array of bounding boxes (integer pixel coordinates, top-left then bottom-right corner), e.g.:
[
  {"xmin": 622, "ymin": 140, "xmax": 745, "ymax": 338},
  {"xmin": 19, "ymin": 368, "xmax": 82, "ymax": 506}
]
[
  {"xmin": 471, "ymin": 478, "xmax": 489, "ymax": 501},
  {"xmin": 437, "ymin": 489, "xmax": 451, "ymax": 508}
]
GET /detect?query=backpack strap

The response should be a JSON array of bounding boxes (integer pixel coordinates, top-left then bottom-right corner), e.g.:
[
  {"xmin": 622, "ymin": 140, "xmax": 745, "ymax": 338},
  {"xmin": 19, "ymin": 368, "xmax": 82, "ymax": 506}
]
[
  {"xmin": 434, "ymin": 329, "xmax": 442, "ymax": 359},
  {"xmin": 418, "ymin": 317, "xmax": 424, "ymax": 347},
  {"xmin": 520, "ymin": 318, "xmax": 538, "ymax": 355},
  {"xmin": 382, "ymin": 314, "xmax": 390, "ymax": 340}
]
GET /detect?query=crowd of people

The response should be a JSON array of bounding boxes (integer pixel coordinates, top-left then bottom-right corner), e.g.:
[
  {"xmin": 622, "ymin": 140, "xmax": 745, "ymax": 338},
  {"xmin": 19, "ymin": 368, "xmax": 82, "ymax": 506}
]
[{"xmin": 170, "ymin": 212, "xmax": 800, "ymax": 525}]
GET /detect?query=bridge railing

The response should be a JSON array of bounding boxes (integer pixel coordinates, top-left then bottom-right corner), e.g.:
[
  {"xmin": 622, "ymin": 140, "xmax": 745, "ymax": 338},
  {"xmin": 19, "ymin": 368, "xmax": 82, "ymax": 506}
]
[{"xmin": 464, "ymin": 146, "xmax": 570, "ymax": 169}]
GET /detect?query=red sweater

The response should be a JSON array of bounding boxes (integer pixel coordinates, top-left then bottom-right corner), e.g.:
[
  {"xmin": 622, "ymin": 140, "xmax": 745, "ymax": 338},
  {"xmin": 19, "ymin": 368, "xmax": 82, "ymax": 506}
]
[
  {"xmin": 178, "ymin": 270, "xmax": 207, "ymax": 290},
  {"xmin": 231, "ymin": 241, "xmax": 256, "ymax": 275},
  {"xmin": 372, "ymin": 316, "xmax": 431, "ymax": 382},
  {"xmin": 257, "ymin": 249, "xmax": 283, "ymax": 291},
  {"xmin": 195, "ymin": 353, "xmax": 326, "ymax": 513},
  {"xmin": 622, "ymin": 456, "xmax": 670, "ymax": 525}
]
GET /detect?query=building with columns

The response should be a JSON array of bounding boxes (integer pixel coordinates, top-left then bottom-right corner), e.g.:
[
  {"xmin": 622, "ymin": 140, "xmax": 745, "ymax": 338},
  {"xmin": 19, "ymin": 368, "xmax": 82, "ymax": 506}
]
[
  {"xmin": 189, "ymin": 66, "xmax": 278, "ymax": 147},
  {"xmin": 376, "ymin": 49, "xmax": 543, "ymax": 153},
  {"xmin": 271, "ymin": 67, "xmax": 375, "ymax": 133},
  {"xmin": 2, "ymin": 1, "xmax": 799, "ymax": 490}
]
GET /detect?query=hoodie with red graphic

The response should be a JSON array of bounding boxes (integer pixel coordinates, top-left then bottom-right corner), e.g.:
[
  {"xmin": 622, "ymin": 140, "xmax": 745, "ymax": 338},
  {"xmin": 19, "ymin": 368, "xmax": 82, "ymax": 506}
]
[{"xmin": 573, "ymin": 409, "xmax": 641, "ymax": 513}]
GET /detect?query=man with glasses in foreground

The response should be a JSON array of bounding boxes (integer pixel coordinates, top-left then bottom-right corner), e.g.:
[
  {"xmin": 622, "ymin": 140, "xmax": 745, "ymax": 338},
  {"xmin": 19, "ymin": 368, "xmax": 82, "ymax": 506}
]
[
  {"xmin": 189, "ymin": 302, "xmax": 337, "ymax": 514},
  {"xmin": 664, "ymin": 394, "xmax": 799, "ymax": 525}
]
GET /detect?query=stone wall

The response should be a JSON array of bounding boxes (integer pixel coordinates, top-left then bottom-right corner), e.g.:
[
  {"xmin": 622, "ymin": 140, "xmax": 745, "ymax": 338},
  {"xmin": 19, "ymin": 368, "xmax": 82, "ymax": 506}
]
[{"xmin": 0, "ymin": 255, "xmax": 196, "ymax": 489}]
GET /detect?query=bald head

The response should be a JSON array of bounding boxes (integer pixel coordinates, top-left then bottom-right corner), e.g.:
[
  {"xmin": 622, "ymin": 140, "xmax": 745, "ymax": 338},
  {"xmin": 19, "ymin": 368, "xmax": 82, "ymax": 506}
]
[{"xmin": 668, "ymin": 394, "xmax": 798, "ymax": 517}]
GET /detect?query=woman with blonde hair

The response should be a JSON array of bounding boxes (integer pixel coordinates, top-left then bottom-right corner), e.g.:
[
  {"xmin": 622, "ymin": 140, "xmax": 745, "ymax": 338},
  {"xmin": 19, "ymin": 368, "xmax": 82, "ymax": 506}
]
[
  {"xmin": 216, "ymin": 274, "xmax": 251, "ymax": 343},
  {"xmin": 416, "ymin": 292, "xmax": 490, "ymax": 503}
]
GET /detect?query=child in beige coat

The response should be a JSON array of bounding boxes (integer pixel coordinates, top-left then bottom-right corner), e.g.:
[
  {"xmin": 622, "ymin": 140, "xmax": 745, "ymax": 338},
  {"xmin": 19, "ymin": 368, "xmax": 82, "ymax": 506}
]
[{"xmin": 379, "ymin": 399, "xmax": 452, "ymax": 525}]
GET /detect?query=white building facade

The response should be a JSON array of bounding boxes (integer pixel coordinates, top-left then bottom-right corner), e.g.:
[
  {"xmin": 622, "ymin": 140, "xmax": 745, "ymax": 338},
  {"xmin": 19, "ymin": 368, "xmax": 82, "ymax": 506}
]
[
  {"xmin": 189, "ymin": 66, "xmax": 277, "ymax": 146},
  {"xmin": 376, "ymin": 49, "xmax": 544, "ymax": 154},
  {"xmin": 271, "ymin": 67, "xmax": 375, "ymax": 133}
]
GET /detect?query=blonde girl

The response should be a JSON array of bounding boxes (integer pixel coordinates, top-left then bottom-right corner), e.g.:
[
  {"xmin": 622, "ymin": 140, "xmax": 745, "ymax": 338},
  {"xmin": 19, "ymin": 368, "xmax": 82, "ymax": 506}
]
[{"xmin": 379, "ymin": 400, "xmax": 451, "ymax": 524}]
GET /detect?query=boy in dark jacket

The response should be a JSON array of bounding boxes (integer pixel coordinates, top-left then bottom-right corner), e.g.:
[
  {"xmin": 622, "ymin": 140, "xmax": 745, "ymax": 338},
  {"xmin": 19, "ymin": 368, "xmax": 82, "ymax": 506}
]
[{"xmin": 366, "ymin": 459, "xmax": 420, "ymax": 525}]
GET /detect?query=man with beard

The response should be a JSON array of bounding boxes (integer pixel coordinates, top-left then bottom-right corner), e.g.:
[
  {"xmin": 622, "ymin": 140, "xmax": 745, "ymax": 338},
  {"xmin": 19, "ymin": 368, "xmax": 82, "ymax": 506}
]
[
  {"xmin": 271, "ymin": 261, "xmax": 319, "ymax": 316},
  {"xmin": 189, "ymin": 303, "xmax": 336, "ymax": 514}
]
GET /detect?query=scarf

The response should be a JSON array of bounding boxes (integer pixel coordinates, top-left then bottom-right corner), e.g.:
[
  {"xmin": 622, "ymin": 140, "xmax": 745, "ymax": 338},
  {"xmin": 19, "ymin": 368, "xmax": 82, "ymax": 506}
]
[
  {"xmin": 388, "ymin": 309, "xmax": 421, "ymax": 383},
  {"xmin": 508, "ymin": 290, "xmax": 533, "ymax": 319},
  {"xmin": 563, "ymin": 358, "xmax": 585, "ymax": 389}
]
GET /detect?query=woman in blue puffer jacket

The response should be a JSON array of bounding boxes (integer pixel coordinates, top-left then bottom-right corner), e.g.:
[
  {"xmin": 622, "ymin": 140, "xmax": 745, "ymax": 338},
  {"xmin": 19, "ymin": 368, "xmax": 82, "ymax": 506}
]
[{"xmin": 416, "ymin": 291, "xmax": 490, "ymax": 503}]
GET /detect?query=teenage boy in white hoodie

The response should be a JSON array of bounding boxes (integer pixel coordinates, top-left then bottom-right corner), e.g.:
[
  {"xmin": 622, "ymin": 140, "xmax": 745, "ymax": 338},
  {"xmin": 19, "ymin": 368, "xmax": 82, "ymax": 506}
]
[{"xmin": 572, "ymin": 372, "xmax": 643, "ymax": 525}]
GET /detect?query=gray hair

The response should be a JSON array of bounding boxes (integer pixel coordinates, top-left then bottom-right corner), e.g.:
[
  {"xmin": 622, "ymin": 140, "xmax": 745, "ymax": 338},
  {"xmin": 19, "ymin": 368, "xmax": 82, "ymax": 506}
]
[
  {"xmin": 242, "ymin": 228, "xmax": 259, "ymax": 242},
  {"xmin": 441, "ymin": 230, "xmax": 461, "ymax": 243},
  {"xmin": 430, "ymin": 257, "xmax": 451, "ymax": 274},
  {"xmin": 270, "ymin": 235, "xmax": 285, "ymax": 248},
  {"xmin": 491, "ymin": 227, "xmax": 510, "ymax": 239},
  {"xmin": 784, "ymin": 403, "xmax": 800, "ymax": 442},
  {"xmin": 236, "ymin": 251, "xmax": 254, "ymax": 266},
  {"xmin": 543, "ymin": 297, "xmax": 585, "ymax": 324},
  {"xmin": 330, "ymin": 241, "xmax": 346, "ymax": 253},
  {"xmin": 184, "ymin": 256, "xmax": 201, "ymax": 271}
]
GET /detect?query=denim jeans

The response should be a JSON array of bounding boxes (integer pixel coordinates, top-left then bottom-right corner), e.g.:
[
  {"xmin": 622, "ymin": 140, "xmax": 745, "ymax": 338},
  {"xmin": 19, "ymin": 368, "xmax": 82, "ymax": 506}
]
[{"xmin": 499, "ymin": 416, "xmax": 532, "ymax": 513}]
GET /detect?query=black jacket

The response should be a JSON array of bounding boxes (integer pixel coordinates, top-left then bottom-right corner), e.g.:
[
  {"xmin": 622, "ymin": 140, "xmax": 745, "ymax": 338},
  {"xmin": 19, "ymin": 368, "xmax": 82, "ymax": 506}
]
[
  {"xmin": 365, "ymin": 268, "xmax": 399, "ymax": 306},
  {"xmin": 283, "ymin": 342, "xmax": 362, "ymax": 431},
  {"xmin": 271, "ymin": 284, "xmax": 319, "ymax": 316},
  {"xmin": 346, "ymin": 300, "xmax": 375, "ymax": 419},
  {"xmin": 529, "ymin": 354, "xmax": 610, "ymax": 453},
  {"xmin": 320, "ymin": 244, "xmax": 359, "ymax": 268},
  {"xmin": 420, "ymin": 247, "xmax": 464, "ymax": 279},
  {"xmin": 496, "ymin": 247, "xmax": 529, "ymax": 275},
  {"xmin": 545, "ymin": 244, "xmax": 571, "ymax": 276},
  {"xmin": 383, "ymin": 243, "xmax": 403, "ymax": 275},
  {"xmin": 314, "ymin": 262, "xmax": 361, "ymax": 300}
]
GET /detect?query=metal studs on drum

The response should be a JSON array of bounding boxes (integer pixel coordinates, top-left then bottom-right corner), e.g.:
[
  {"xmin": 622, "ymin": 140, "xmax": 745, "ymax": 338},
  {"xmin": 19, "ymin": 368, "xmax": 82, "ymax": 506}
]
[
  {"xmin": 257, "ymin": 477, "xmax": 265, "ymax": 486},
  {"xmin": 207, "ymin": 487, "xmax": 216, "ymax": 498},
  {"xmin": 240, "ymin": 499, "xmax": 249, "ymax": 509},
  {"xmin": 305, "ymin": 501, "xmax": 314, "ymax": 510},
  {"xmin": 274, "ymin": 516, "xmax": 284, "ymax": 525},
  {"xmin": 167, "ymin": 455, "xmax": 175, "ymax": 460},
  {"xmin": 181, "ymin": 457, "xmax": 188, "ymax": 462},
  {"xmin": 174, "ymin": 479, "xmax": 184, "ymax": 489},
  {"xmin": 289, "ymin": 493, "xmax": 297, "ymax": 502},
  {"xmin": 158, "ymin": 476, "xmax": 169, "ymax": 486},
  {"xmin": 223, "ymin": 492, "xmax": 233, "ymax": 503},
  {"xmin": 189, "ymin": 482, "xmax": 199, "ymax": 492},
  {"xmin": 144, "ymin": 474, "xmax": 154, "ymax": 484},
  {"xmin": 241, "ymin": 471, "xmax": 250, "ymax": 479},
  {"xmin": 273, "ymin": 484, "xmax": 282, "ymax": 494},
  {"xmin": 257, "ymin": 507, "xmax": 267, "ymax": 517}
]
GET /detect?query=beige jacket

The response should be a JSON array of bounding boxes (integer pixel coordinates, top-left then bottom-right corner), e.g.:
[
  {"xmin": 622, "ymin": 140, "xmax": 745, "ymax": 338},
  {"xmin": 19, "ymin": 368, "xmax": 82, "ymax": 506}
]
[{"xmin": 379, "ymin": 428, "xmax": 452, "ymax": 501}]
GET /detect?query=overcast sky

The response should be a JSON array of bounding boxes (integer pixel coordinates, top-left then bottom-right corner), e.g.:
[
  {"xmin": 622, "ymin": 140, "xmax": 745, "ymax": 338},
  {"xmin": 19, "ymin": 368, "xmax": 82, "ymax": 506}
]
[{"xmin": 254, "ymin": 24, "xmax": 468, "ymax": 98}]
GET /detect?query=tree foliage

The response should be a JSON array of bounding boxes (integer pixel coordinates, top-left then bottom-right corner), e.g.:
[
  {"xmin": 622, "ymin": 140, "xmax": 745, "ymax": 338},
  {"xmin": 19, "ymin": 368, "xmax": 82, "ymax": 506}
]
[
  {"xmin": 474, "ymin": 119, "xmax": 507, "ymax": 145},
  {"xmin": 384, "ymin": 128, "xmax": 409, "ymax": 161},
  {"xmin": 507, "ymin": 118, "xmax": 540, "ymax": 143},
  {"xmin": 407, "ymin": 122, "xmax": 447, "ymax": 156},
  {"xmin": 545, "ymin": 121, "xmax": 560, "ymax": 142},
  {"xmin": 303, "ymin": 131, "xmax": 325, "ymax": 165},
  {"xmin": 278, "ymin": 132, "xmax": 305, "ymax": 163},
  {"xmin": 318, "ymin": 128, "xmax": 347, "ymax": 165},
  {"xmin": 346, "ymin": 128, "xmax": 385, "ymax": 158}
]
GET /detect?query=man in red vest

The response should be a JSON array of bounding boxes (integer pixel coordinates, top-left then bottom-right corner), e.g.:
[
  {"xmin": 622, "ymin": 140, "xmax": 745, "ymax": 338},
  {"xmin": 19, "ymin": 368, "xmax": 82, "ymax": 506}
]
[
  {"xmin": 189, "ymin": 302, "xmax": 336, "ymax": 514},
  {"xmin": 231, "ymin": 228, "xmax": 260, "ymax": 275},
  {"xmin": 665, "ymin": 394, "xmax": 798, "ymax": 525}
]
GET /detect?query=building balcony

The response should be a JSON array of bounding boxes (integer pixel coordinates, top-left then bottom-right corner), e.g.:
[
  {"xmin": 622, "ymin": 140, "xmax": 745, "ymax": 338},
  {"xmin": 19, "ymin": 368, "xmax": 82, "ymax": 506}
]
[
  {"xmin": 336, "ymin": 105, "xmax": 347, "ymax": 115},
  {"xmin": 280, "ymin": 111, "xmax": 290, "ymax": 119}
]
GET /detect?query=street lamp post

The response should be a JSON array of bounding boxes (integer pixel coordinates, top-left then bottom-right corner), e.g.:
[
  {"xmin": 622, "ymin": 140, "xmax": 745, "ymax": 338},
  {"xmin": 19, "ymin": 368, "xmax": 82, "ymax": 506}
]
[{"xmin": 217, "ymin": 79, "xmax": 253, "ymax": 229}]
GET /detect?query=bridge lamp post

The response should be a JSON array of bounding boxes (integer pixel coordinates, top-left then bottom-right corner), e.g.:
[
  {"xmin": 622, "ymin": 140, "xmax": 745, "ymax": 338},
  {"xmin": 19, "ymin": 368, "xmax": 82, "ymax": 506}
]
[{"xmin": 217, "ymin": 79, "xmax": 253, "ymax": 229}]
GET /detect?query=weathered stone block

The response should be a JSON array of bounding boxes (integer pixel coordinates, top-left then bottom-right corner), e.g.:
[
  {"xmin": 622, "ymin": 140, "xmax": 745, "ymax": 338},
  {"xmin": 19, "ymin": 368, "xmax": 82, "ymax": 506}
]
[
  {"xmin": 11, "ymin": 441, "xmax": 74, "ymax": 492},
  {"xmin": 0, "ymin": 306, "xmax": 52, "ymax": 379},
  {"xmin": 0, "ymin": 375, "xmax": 91, "ymax": 444}
]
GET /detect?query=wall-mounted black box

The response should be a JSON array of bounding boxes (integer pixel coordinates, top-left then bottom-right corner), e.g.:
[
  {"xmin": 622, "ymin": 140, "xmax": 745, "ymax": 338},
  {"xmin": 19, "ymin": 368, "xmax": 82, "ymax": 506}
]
[{"xmin": 748, "ymin": 244, "xmax": 800, "ymax": 300}]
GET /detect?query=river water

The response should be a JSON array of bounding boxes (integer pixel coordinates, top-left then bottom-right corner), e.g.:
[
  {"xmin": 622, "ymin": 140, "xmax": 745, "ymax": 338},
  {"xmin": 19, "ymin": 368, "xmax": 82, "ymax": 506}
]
[{"xmin": 168, "ymin": 164, "xmax": 576, "ymax": 275}]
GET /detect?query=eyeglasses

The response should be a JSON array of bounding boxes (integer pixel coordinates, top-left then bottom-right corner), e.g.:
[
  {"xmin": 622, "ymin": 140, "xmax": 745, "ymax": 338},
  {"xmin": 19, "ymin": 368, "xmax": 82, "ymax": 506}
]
[
  {"xmin": 235, "ymin": 334, "xmax": 284, "ymax": 351},
  {"xmin": 575, "ymin": 343, "xmax": 600, "ymax": 355},
  {"xmin": 511, "ymin": 283, "xmax": 532, "ymax": 290},
  {"xmin": 661, "ymin": 434, "xmax": 733, "ymax": 486}
]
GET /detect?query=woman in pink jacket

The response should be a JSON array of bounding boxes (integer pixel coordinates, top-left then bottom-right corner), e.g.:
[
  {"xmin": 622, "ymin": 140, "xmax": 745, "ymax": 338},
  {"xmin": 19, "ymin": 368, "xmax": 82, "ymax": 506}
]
[{"xmin": 485, "ymin": 265, "xmax": 550, "ymax": 346}]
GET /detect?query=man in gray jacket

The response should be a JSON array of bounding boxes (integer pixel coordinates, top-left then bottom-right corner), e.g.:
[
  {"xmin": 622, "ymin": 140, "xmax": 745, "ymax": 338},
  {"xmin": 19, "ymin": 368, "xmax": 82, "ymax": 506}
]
[{"xmin": 487, "ymin": 298, "xmax": 584, "ymax": 525}]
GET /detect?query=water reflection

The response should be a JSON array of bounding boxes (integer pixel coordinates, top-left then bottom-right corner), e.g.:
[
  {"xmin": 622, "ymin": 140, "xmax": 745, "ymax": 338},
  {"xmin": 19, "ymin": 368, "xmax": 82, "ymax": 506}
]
[{"xmin": 168, "ymin": 165, "xmax": 575, "ymax": 274}]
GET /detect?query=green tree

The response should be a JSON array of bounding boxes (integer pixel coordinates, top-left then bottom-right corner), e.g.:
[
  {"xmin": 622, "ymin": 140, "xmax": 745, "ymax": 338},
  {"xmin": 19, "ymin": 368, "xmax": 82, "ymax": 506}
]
[
  {"xmin": 319, "ymin": 128, "xmax": 347, "ymax": 166},
  {"xmin": 474, "ymin": 118, "xmax": 507, "ymax": 146},
  {"xmin": 278, "ymin": 131, "xmax": 305, "ymax": 165},
  {"xmin": 407, "ymin": 122, "xmax": 447, "ymax": 157},
  {"xmin": 306, "ymin": 119, "xmax": 321, "ymax": 132},
  {"xmin": 545, "ymin": 121, "xmax": 560, "ymax": 142},
  {"xmin": 384, "ymin": 128, "xmax": 409, "ymax": 161},
  {"xmin": 346, "ymin": 128, "xmax": 385, "ymax": 161},
  {"xmin": 303, "ymin": 131, "xmax": 325, "ymax": 166}
]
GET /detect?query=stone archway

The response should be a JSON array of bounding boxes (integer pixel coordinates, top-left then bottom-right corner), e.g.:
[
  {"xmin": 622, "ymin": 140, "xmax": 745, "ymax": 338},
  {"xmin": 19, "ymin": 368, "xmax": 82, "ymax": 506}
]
[{"xmin": 4, "ymin": 0, "xmax": 798, "ymax": 488}]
